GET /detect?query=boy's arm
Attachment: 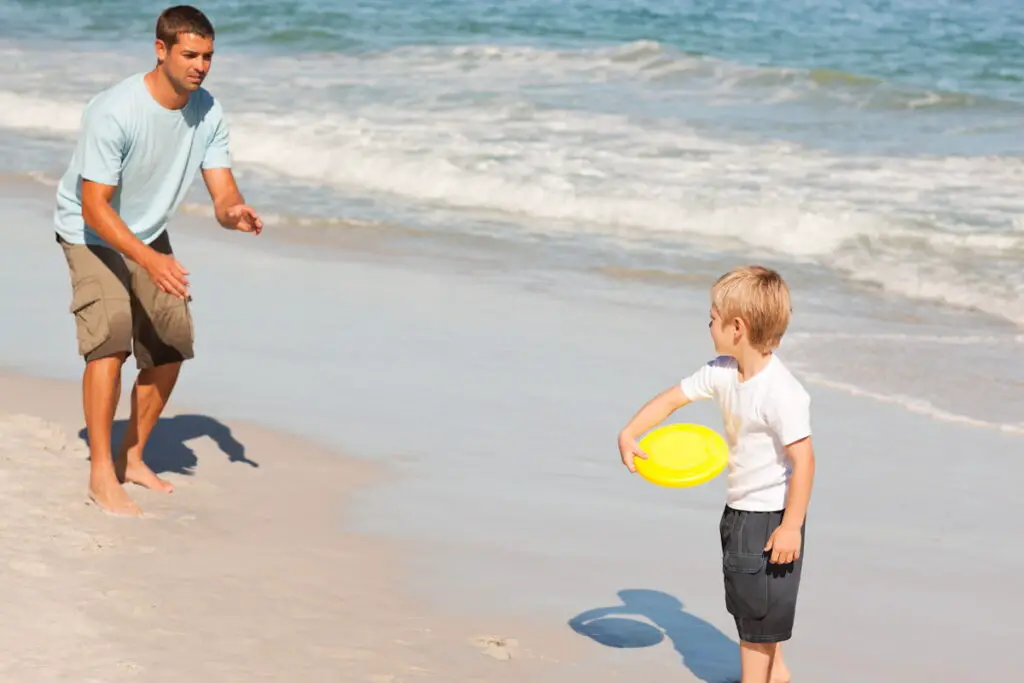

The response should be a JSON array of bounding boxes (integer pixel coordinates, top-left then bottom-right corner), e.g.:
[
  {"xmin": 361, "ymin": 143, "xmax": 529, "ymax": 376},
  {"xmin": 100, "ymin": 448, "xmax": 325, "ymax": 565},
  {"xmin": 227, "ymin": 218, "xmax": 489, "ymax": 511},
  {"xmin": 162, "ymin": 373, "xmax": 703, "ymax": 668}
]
[
  {"xmin": 781, "ymin": 436, "xmax": 815, "ymax": 531},
  {"xmin": 765, "ymin": 435, "xmax": 815, "ymax": 564},
  {"xmin": 617, "ymin": 385, "xmax": 691, "ymax": 472}
]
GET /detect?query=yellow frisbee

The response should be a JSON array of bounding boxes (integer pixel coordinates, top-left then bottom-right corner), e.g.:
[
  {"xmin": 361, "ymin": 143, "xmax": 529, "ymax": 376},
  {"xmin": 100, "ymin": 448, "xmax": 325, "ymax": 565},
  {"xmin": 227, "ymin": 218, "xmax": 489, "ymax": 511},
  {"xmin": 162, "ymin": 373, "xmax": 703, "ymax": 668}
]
[{"xmin": 635, "ymin": 423, "xmax": 728, "ymax": 488}]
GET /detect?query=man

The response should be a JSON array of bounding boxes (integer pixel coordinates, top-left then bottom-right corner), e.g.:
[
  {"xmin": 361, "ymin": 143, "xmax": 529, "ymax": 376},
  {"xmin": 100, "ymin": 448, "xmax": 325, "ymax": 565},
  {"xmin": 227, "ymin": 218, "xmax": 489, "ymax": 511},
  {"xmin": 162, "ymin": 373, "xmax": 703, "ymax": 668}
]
[{"xmin": 53, "ymin": 5, "xmax": 261, "ymax": 516}]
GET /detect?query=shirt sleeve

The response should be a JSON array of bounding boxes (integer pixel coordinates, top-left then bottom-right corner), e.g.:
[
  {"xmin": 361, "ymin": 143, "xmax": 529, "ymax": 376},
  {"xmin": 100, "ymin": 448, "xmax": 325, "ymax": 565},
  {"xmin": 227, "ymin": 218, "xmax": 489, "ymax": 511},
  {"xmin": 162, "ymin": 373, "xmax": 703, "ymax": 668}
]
[
  {"xmin": 79, "ymin": 106, "xmax": 126, "ymax": 187},
  {"xmin": 201, "ymin": 100, "xmax": 232, "ymax": 170},
  {"xmin": 765, "ymin": 385, "xmax": 812, "ymax": 447},
  {"xmin": 680, "ymin": 359, "xmax": 722, "ymax": 402}
]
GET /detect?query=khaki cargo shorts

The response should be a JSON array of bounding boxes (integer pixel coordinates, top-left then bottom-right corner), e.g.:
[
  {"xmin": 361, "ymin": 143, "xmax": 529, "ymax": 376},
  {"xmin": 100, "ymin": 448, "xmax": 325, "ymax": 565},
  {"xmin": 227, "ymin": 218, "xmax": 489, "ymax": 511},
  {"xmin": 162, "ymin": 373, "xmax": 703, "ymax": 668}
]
[{"xmin": 58, "ymin": 231, "xmax": 194, "ymax": 369}]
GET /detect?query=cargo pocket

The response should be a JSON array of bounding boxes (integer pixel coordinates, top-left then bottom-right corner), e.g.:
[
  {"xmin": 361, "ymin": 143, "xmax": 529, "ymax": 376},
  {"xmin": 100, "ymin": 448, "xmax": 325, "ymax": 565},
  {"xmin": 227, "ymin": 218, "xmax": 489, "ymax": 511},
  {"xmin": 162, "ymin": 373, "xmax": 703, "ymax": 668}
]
[
  {"xmin": 723, "ymin": 550, "xmax": 769, "ymax": 620},
  {"xmin": 69, "ymin": 277, "xmax": 111, "ymax": 357}
]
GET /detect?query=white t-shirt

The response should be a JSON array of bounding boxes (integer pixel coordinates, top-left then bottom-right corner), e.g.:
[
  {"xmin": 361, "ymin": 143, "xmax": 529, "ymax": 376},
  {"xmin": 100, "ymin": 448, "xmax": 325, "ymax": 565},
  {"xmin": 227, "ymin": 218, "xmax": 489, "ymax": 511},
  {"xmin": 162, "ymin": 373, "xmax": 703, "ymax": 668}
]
[{"xmin": 680, "ymin": 354, "xmax": 811, "ymax": 512}]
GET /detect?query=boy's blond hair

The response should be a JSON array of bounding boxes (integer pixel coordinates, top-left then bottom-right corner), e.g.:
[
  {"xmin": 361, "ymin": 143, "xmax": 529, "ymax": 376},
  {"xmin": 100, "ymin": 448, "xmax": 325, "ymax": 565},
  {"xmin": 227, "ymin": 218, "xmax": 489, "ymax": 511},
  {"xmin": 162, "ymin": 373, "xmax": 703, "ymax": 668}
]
[{"xmin": 711, "ymin": 266, "xmax": 792, "ymax": 353}]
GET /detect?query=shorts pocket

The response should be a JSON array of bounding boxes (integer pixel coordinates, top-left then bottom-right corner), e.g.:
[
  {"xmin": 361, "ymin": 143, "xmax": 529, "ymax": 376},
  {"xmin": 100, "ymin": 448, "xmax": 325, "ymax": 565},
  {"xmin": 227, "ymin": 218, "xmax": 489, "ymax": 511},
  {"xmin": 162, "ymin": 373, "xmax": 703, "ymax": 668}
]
[
  {"xmin": 723, "ymin": 550, "xmax": 769, "ymax": 620},
  {"xmin": 69, "ymin": 276, "xmax": 110, "ymax": 357}
]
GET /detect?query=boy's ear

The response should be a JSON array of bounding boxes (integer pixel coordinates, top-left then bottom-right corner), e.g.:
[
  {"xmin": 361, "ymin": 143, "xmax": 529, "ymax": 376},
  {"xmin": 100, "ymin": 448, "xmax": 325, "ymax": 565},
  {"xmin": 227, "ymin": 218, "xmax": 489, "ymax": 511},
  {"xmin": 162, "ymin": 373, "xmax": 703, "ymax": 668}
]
[{"xmin": 731, "ymin": 316, "xmax": 746, "ymax": 341}]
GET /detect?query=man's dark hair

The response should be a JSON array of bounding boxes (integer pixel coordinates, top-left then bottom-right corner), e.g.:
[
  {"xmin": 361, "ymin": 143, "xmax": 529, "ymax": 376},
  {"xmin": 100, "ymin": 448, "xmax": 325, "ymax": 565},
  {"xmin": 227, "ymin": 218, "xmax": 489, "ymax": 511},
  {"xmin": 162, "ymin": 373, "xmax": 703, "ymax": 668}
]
[{"xmin": 156, "ymin": 5, "xmax": 215, "ymax": 48}]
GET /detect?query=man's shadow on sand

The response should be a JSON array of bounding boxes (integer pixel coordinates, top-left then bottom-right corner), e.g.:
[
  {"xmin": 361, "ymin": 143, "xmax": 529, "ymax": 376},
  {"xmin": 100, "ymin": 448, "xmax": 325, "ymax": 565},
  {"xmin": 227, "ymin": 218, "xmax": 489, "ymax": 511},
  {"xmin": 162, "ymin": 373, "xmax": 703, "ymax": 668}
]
[
  {"xmin": 569, "ymin": 589, "xmax": 740, "ymax": 683},
  {"xmin": 77, "ymin": 414, "xmax": 258, "ymax": 476}
]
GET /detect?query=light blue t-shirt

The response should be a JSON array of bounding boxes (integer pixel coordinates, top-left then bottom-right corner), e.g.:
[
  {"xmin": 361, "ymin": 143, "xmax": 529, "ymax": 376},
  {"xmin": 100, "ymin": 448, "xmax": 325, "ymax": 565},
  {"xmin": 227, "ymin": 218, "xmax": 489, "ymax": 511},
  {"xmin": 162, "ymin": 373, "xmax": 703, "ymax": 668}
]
[{"xmin": 54, "ymin": 72, "xmax": 232, "ymax": 246}]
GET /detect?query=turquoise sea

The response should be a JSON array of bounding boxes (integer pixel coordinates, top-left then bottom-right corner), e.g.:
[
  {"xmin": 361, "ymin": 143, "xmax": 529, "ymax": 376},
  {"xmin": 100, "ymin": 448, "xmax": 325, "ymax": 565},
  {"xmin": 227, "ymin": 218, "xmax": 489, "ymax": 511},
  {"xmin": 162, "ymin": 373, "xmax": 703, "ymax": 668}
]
[{"xmin": 1, "ymin": 0, "xmax": 1021, "ymax": 427}]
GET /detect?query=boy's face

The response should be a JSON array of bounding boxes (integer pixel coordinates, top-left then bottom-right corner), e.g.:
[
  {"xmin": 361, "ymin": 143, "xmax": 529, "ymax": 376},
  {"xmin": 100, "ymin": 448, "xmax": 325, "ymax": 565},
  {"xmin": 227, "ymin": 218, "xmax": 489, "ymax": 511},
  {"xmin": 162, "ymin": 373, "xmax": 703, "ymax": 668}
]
[{"xmin": 709, "ymin": 305, "xmax": 742, "ymax": 356}]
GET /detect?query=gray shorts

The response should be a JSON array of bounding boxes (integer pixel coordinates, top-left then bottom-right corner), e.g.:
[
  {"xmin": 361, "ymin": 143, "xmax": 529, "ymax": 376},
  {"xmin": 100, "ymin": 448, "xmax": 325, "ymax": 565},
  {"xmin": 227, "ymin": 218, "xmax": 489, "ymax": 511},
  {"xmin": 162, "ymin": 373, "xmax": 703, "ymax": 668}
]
[{"xmin": 719, "ymin": 505, "xmax": 805, "ymax": 643}]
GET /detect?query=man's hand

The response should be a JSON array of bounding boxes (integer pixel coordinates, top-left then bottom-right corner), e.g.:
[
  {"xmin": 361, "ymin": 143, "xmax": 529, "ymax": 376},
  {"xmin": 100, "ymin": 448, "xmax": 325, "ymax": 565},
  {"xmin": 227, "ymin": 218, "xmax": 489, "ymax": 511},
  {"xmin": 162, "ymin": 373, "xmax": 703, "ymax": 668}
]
[
  {"xmin": 224, "ymin": 204, "xmax": 263, "ymax": 234},
  {"xmin": 201, "ymin": 167, "xmax": 262, "ymax": 235},
  {"xmin": 618, "ymin": 432, "xmax": 648, "ymax": 473},
  {"xmin": 141, "ymin": 251, "xmax": 190, "ymax": 300},
  {"xmin": 764, "ymin": 525, "xmax": 802, "ymax": 564}
]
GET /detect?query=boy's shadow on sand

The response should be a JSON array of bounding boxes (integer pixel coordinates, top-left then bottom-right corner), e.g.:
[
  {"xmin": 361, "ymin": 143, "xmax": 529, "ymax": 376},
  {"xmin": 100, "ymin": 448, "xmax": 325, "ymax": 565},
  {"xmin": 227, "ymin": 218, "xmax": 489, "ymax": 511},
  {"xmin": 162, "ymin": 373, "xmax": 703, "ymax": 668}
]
[
  {"xmin": 77, "ymin": 414, "xmax": 258, "ymax": 476},
  {"xmin": 569, "ymin": 589, "xmax": 739, "ymax": 683}
]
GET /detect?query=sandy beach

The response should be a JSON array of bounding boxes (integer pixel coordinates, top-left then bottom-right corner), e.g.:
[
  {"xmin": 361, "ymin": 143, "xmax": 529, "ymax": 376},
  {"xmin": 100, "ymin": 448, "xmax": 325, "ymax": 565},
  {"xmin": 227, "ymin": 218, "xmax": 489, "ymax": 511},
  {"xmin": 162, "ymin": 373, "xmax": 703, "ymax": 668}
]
[
  {"xmin": 0, "ymin": 171, "xmax": 1020, "ymax": 682},
  {"xmin": 0, "ymin": 371, "xmax": 601, "ymax": 682}
]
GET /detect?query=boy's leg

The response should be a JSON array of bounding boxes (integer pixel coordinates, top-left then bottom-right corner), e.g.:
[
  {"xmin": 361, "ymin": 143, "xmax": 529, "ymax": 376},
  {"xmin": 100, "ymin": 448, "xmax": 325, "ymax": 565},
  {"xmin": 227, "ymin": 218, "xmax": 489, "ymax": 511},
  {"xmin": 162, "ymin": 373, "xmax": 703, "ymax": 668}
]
[
  {"xmin": 737, "ymin": 641, "xmax": 791, "ymax": 683},
  {"xmin": 60, "ymin": 237, "xmax": 141, "ymax": 516},
  {"xmin": 739, "ymin": 641, "xmax": 776, "ymax": 683},
  {"xmin": 116, "ymin": 230, "xmax": 194, "ymax": 492},
  {"xmin": 769, "ymin": 642, "xmax": 791, "ymax": 683},
  {"xmin": 720, "ymin": 506, "xmax": 804, "ymax": 683}
]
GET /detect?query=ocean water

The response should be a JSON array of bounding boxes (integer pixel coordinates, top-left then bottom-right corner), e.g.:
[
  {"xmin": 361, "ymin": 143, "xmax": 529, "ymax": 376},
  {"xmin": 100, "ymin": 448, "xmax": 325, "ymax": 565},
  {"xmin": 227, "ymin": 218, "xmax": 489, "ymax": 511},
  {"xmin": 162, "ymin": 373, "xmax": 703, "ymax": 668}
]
[{"xmin": 1, "ymin": 0, "xmax": 1021, "ymax": 429}]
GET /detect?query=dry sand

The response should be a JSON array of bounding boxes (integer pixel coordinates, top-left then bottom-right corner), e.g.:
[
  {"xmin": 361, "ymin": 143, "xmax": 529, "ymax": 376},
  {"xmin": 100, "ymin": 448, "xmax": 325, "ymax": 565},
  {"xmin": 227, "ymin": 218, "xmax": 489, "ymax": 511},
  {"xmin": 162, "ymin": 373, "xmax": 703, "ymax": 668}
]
[{"xmin": 0, "ymin": 371, "xmax": 597, "ymax": 682}]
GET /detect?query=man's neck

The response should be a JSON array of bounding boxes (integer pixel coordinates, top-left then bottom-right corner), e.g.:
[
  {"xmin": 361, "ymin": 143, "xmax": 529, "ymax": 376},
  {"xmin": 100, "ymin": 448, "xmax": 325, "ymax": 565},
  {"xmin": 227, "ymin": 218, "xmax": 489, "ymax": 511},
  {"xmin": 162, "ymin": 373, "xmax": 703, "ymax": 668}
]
[
  {"xmin": 734, "ymin": 348, "xmax": 773, "ymax": 382},
  {"xmin": 143, "ymin": 69, "xmax": 189, "ymax": 110}
]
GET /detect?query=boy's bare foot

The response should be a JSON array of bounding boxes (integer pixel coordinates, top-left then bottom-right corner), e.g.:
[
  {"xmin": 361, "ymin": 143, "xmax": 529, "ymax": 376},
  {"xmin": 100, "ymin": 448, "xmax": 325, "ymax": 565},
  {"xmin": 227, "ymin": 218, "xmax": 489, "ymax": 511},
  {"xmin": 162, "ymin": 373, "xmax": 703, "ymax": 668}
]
[
  {"xmin": 88, "ymin": 476, "xmax": 143, "ymax": 516},
  {"xmin": 122, "ymin": 462, "xmax": 175, "ymax": 493}
]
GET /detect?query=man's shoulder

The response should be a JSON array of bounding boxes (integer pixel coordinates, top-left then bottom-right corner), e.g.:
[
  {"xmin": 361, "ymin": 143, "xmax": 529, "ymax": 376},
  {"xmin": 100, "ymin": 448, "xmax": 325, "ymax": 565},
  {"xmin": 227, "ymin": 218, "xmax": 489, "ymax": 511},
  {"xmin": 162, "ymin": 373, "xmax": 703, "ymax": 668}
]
[{"xmin": 82, "ymin": 74, "xmax": 145, "ymax": 124}]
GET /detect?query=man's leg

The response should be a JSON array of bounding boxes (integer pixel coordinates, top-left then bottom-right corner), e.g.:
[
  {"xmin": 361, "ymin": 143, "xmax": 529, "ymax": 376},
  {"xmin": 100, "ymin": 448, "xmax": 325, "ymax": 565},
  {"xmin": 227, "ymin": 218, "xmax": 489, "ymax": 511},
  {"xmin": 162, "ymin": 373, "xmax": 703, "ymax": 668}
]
[
  {"xmin": 114, "ymin": 361, "xmax": 182, "ymax": 492},
  {"xmin": 120, "ymin": 230, "xmax": 194, "ymax": 492},
  {"xmin": 60, "ymin": 237, "xmax": 140, "ymax": 515},
  {"xmin": 83, "ymin": 353, "xmax": 141, "ymax": 515}
]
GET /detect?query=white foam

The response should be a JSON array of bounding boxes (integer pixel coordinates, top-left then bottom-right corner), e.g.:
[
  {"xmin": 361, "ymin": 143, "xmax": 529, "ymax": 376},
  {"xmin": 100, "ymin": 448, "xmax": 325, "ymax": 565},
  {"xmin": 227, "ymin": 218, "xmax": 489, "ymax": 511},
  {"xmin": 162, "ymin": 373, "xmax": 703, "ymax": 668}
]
[
  {"xmin": 0, "ymin": 91, "xmax": 82, "ymax": 136},
  {"xmin": 0, "ymin": 39, "xmax": 1020, "ymax": 327},
  {"xmin": 800, "ymin": 371, "xmax": 1024, "ymax": 436}
]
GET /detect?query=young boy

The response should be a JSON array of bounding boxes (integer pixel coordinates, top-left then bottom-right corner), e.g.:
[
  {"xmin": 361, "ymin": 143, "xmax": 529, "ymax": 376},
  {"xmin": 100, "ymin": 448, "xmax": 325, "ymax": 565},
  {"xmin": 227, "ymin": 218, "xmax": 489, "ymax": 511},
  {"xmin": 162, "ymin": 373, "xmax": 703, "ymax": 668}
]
[{"xmin": 617, "ymin": 265, "xmax": 815, "ymax": 683}]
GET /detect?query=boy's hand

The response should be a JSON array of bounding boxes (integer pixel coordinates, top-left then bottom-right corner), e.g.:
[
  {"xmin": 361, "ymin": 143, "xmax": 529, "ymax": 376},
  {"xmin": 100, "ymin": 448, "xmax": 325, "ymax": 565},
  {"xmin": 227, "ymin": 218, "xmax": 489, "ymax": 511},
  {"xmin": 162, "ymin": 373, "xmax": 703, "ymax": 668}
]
[
  {"xmin": 764, "ymin": 525, "xmax": 802, "ymax": 564},
  {"xmin": 618, "ymin": 433, "xmax": 648, "ymax": 473}
]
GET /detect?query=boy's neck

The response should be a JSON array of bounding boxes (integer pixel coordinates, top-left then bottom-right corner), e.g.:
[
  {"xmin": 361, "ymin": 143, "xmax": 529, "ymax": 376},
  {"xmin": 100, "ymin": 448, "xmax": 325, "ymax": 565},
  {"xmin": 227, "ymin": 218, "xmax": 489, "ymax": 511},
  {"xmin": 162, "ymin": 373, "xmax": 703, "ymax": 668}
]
[{"xmin": 733, "ymin": 347, "xmax": 773, "ymax": 382}]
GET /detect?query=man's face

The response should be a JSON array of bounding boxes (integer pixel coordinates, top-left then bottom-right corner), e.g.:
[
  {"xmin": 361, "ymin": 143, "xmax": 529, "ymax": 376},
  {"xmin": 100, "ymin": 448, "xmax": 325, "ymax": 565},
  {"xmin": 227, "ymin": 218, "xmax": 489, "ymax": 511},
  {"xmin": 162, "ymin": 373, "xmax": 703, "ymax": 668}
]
[{"xmin": 156, "ymin": 32, "xmax": 214, "ymax": 92}]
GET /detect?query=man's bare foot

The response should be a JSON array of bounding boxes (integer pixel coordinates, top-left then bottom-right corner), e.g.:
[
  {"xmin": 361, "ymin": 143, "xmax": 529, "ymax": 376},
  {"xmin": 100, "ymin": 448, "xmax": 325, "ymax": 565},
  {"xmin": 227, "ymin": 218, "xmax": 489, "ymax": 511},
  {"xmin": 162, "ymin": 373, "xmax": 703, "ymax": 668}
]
[
  {"xmin": 122, "ymin": 461, "xmax": 175, "ymax": 493},
  {"xmin": 88, "ymin": 476, "xmax": 143, "ymax": 516}
]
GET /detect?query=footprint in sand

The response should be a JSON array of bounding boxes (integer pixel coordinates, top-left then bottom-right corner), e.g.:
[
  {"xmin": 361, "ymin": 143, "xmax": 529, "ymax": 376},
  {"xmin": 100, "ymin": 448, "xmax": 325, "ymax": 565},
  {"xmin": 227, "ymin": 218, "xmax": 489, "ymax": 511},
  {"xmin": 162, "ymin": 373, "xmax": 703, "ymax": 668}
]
[
  {"xmin": 117, "ymin": 660, "xmax": 143, "ymax": 675},
  {"xmin": 471, "ymin": 635, "xmax": 519, "ymax": 661}
]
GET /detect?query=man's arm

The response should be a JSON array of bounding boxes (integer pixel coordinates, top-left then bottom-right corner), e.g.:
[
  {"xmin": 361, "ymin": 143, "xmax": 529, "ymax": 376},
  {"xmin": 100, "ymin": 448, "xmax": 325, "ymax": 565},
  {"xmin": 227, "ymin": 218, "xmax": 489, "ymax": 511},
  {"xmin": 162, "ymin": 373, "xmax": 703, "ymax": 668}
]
[
  {"xmin": 81, "ymin": 181, "xmax": 191, "ymax": 299},
  {"xmin": 201, "ymin": 167, "xmax": 262, "ymax": 234},
  {"xmin": 81, "ymin": 180, "xmax": 154, "ymax": 264}
]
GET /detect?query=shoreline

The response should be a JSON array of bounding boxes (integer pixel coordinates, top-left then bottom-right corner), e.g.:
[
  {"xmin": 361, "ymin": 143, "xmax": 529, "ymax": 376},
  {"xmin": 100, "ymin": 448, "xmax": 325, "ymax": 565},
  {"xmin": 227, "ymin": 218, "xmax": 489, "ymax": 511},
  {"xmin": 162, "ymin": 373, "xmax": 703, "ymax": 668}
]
[{"xmin": 3, "ymin": 169, "xmax": 1020, "ymax": 441}]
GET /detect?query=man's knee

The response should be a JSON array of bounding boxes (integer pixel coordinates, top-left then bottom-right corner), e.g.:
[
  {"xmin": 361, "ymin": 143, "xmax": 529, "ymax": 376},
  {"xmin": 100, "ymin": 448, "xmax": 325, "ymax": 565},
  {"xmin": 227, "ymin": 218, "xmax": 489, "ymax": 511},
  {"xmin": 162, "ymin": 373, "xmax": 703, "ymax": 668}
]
[{"xmin": 135, "ymin": 298, "xmax": 195, "ymax": 370}]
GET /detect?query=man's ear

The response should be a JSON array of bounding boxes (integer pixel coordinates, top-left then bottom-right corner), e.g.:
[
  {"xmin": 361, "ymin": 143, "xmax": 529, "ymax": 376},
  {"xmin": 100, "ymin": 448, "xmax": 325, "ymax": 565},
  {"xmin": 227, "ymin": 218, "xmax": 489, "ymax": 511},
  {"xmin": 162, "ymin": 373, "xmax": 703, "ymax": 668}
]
[{"xmin": 155, "ymin": 39, "xmax": 168, "ymax": 64}]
